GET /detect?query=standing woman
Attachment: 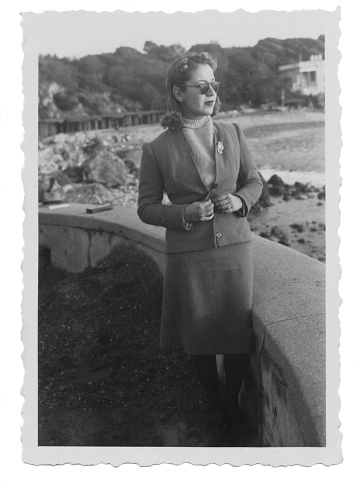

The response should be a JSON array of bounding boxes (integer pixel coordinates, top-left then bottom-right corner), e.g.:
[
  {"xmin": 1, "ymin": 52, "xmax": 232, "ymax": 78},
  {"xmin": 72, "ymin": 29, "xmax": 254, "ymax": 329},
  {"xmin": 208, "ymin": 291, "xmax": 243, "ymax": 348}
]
[{"xmin": 138, "ymin": 52, "xmax": 262, "ymax": 426}]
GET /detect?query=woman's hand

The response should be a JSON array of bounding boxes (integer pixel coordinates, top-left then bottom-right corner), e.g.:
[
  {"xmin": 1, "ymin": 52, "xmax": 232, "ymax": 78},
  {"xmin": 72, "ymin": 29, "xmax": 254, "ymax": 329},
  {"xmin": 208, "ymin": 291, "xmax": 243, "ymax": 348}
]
[
  {"xmin": 211, "ymin": 194, "xmax": 243, "ymax": 213},
  {"xmin": 184, "ymin": 199, "xmax": 214, "ymax": 222}
]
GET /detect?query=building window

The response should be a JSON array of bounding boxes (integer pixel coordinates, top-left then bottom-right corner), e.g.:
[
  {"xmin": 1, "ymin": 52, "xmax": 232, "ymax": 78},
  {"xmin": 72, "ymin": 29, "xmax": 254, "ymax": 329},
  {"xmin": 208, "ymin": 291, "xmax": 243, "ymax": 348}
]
[
  {"xmin": 302, "ymin": 72, "xmax": 308, "ymax": 87},
  {"xmin": 310, "ymin": 71, "xmax": 316, "ymax": 84}
]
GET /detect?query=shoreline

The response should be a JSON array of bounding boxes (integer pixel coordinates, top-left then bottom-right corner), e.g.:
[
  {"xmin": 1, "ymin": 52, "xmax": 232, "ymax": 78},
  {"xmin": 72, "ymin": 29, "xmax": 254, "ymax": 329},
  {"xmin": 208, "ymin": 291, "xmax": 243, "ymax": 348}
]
[{"xmin": 259, "ymin": 168, "xmax": 324, "ymax": 188}]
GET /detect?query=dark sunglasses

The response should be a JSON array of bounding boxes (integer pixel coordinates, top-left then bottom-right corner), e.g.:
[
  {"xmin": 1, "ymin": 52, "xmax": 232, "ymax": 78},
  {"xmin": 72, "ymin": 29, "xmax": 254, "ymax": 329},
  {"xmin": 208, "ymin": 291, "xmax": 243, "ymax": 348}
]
[{"xmin": 182, "ymin": 81, "xmax": 220, "ymax": 95}]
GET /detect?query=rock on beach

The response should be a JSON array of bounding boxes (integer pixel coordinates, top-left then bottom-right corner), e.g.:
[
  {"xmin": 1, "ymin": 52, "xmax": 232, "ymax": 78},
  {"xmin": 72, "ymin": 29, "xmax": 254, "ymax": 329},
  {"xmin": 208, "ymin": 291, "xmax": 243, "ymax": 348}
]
[
  {"xmin": 81, "ymin": 151, "xmax": 128, "ymax": 188},
  {"xmin": 38, "ymin": 131, "xmax": 141, "ymax": 204}
]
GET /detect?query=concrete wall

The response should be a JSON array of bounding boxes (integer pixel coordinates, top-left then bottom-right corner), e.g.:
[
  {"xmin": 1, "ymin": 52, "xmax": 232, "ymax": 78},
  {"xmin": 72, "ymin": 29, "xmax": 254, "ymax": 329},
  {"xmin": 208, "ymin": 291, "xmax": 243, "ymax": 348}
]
[
  {"xmin": 39, "ymin": 204, "xmax": 325, "ymax": 446},
  {"xmin": 244, "ymin": 237, "xmax": 325, "ymax": 446},
  {"xmin": 39, "ymin": 204, "xmax": 166, "ymax": 276}
]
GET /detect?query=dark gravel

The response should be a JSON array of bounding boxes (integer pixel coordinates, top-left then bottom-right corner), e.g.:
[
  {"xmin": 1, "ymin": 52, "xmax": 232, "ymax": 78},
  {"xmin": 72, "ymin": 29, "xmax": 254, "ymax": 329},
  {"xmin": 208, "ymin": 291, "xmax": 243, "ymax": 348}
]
[{"xmin": 38, "ymin": 246, "xmax": 259, "ymax": 447}]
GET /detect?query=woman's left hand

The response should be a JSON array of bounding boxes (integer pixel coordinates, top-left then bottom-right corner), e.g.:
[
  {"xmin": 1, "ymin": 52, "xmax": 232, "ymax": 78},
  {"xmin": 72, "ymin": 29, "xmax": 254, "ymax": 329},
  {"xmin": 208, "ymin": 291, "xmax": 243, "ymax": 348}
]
[{"xmin": 211, "ymin": 193, "xmax": 243, "ymax": 213}]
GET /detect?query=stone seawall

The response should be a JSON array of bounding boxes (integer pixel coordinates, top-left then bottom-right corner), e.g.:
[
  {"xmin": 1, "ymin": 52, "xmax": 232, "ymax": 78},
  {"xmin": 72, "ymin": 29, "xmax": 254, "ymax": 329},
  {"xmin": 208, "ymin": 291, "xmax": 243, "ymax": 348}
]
[
  {"xmin": 246, "ymin": 237, "xmax": 325, "ymax": 446},
  {"xmin": 39, "ymin": 203, "xmax": 325, "ymax": 446}
]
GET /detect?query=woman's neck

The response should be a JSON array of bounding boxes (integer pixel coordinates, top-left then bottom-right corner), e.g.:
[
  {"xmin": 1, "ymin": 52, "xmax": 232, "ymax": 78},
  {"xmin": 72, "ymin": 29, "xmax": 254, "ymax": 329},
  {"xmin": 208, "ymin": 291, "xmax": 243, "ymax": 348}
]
[{"xmin": 181, "ymin": 116, "xmax": 210, "ymax": 129}]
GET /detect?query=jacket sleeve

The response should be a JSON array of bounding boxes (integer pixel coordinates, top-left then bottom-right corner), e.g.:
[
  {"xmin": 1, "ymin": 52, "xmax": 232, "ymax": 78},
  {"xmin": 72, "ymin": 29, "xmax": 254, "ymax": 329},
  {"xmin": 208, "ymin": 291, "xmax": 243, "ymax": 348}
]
[
  {"xmin": 233, "ymin": 123, "xmax": 263, "ymax": 217},
  {"xmin": 137, "ymin": 142, "xmax": 187, "ymax": 230}
]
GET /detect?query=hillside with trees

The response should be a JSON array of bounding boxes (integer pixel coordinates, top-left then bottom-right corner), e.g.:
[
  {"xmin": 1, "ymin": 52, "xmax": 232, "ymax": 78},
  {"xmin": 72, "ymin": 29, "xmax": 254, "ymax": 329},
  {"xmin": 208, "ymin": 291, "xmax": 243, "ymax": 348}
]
[{"xmin": 39, "ymin": 36, "xmax": 325, "ymax": 119}]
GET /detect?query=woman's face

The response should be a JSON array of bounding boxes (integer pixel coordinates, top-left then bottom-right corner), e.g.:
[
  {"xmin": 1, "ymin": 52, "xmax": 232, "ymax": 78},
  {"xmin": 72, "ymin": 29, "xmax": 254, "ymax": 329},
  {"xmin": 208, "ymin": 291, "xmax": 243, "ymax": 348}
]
[{"xmin": 175, "ymin": 64, "xmax": 217, "ymax": 119}]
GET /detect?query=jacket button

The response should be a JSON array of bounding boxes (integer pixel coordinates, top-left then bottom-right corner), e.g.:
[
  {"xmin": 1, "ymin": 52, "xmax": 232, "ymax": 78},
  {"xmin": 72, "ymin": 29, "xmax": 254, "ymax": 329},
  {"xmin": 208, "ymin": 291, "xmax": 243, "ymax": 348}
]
[{"xmin": 216, "ymin": 232, "xmax": 222, "ymax": 238}]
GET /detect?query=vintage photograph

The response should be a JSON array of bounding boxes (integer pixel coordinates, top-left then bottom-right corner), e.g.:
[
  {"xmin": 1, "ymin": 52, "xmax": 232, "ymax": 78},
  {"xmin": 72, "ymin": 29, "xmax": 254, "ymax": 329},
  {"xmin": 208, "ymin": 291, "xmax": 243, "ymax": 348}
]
[{"xmin": 21, "ymin": 8, "xmax": 341, "ymax": 465}]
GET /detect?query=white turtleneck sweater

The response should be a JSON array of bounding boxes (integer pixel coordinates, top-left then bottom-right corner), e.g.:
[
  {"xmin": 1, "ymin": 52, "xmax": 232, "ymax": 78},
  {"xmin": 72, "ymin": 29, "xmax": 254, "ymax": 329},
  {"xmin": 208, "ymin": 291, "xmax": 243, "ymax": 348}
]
[{"xmin": 180, "ymin": 116, "xmax": 216, "ymax": 188}]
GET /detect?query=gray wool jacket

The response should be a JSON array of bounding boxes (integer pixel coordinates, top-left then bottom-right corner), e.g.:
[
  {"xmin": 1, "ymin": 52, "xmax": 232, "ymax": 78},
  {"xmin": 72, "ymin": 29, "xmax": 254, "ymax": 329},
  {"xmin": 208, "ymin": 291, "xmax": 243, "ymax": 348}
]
[{"xmin": 137, "ymin": 120, "xmax": 263, "ymax": 254}]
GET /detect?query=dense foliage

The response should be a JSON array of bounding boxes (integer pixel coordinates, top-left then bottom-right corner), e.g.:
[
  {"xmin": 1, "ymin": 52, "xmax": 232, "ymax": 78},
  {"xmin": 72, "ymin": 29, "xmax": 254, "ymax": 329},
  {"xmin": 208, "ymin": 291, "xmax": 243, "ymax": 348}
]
[{"xmin": 39, "ymin": 36, "xmax": 324, "ymax": 118}]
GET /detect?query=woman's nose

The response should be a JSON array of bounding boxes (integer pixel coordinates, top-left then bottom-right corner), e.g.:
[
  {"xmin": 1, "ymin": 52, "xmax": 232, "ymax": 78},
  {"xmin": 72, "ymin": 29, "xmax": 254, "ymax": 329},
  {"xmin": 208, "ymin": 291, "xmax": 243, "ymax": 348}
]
[{"xmin": 207, "ymin": 84, "xmax": 215, "ymax": 96}]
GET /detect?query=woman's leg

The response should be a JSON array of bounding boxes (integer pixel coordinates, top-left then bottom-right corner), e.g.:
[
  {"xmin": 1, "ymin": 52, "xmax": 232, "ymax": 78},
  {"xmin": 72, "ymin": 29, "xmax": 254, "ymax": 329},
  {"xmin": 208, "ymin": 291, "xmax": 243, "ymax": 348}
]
[
  {"xmin": 223, "ymin": 353, "xmax": 250, "ymax": 415},
  {"xmin": 192, "ymin": 355, "xmax": 226, "ymax": 424}
]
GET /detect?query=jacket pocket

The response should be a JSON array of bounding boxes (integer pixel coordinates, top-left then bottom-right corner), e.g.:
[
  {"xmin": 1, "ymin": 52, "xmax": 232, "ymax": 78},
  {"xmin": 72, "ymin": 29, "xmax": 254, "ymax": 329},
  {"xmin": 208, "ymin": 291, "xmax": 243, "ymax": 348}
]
[{"xmin": 214, "ymin": 212, "xmax": 252, "ymax": 247}]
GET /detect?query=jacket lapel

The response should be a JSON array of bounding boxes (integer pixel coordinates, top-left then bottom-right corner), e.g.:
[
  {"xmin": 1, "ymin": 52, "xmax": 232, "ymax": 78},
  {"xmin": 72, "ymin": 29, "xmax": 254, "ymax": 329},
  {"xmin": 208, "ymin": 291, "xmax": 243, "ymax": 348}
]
[
  {"xmin": 177, "ymin": 129, "xmax": 210, "ymax": 191},
  {"xmin": 213, "ymin": 122, "xmax": 240, "ymax": 189}
]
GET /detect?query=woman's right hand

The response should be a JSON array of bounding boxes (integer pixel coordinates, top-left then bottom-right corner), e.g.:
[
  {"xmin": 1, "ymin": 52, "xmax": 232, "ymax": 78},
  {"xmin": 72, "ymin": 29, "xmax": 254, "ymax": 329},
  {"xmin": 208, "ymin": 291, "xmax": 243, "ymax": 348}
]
[{"xmin": 184, "ymin": 199, "xmax": 214, "ymax": 222}]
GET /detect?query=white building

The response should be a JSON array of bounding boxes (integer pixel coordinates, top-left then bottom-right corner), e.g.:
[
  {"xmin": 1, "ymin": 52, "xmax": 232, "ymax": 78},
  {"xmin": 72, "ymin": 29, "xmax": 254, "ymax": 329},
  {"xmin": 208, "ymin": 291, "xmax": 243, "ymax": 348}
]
[{"xmin": 278, "ymin": 54, "xmax": 325, "ymax": 96}]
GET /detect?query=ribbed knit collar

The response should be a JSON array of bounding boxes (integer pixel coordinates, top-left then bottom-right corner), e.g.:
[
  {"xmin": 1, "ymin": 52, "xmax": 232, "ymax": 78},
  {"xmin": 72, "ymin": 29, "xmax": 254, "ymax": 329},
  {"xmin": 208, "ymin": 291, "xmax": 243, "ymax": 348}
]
[{"xmin": 181, "ymin": 116, "xmax": 210, "ymax": 129}]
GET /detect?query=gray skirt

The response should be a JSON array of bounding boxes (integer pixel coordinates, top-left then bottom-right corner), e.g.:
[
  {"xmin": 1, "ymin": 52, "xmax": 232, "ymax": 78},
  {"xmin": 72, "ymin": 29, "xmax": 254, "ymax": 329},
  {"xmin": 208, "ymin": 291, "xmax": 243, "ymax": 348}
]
[{"xmin": 160, "ymin": 241, "xmax": 253, "ymax": 355}]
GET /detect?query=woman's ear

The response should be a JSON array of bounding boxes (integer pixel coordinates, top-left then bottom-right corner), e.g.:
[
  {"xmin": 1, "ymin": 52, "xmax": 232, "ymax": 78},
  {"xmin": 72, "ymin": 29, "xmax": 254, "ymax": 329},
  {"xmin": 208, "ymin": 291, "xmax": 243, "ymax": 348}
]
[{"xmin": 173, "ymin": 85, "xmax": 183, "ymax": 103}]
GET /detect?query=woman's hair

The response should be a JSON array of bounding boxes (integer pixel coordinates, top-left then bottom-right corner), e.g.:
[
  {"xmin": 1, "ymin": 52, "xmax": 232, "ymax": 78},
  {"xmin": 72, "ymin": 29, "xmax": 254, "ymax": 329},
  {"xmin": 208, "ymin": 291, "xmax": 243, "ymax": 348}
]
[{"xmin": 161, "ymin": 51, "xmax": 221, "ymax": 129}]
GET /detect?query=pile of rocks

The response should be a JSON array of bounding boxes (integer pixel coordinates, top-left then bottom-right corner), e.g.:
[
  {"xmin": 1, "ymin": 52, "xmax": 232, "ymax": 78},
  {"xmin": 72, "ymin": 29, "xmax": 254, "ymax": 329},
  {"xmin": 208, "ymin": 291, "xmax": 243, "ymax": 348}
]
[
  {"xmin": 259, "ymin": 226, "xmax": 291, "ymax": 247},
  {"xmin": 38, "ymin": 131, "xmax": 142, "ymax": 206},
  {"xmin": 250, "ymin": 172, "xmax": 325, "ymax": 216},
  {"xmin": 259, "ymin": 221, "xmax": 326, "ymax": 248},
  {"xmin": 266, "ymin": 174, "xmax": 325, "ymax": 203},
  {"xmin": 252, "ymin": 173, "xmax": 325, "ymax": 249}
]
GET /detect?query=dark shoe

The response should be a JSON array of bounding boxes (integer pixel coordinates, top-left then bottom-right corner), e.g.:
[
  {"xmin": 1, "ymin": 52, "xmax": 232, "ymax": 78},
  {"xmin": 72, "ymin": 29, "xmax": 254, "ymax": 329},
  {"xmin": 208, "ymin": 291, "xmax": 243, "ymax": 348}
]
[
  {"xmin": 226, "ymin": 402, "xmax": 243, "ymax": 421},
  {"xmin": 208, "ymin": 402, "xmax": 228, "ymax": 427},
  {"xmin": 223, "ymin": 353, "xmax": 249, "ymax": 421},
  {"xmin": 193, "ymin": 355, "xmax": 227, "ymax": 426}
]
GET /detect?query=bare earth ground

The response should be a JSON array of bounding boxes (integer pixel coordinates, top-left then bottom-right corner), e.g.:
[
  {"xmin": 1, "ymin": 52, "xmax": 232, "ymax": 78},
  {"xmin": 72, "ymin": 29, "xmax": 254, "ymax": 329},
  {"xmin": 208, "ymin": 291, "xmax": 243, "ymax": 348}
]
[{"xmin": 38, "ymin": 110, "xmax": 325, "ymax": 447}]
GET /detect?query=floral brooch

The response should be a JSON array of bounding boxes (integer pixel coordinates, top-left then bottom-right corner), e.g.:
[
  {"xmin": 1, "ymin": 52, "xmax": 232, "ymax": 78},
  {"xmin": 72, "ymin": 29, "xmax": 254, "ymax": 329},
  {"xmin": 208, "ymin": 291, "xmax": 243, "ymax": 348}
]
[{"xmin": 217, "ymin": 141, "xmax": 224, "ymax": 155}]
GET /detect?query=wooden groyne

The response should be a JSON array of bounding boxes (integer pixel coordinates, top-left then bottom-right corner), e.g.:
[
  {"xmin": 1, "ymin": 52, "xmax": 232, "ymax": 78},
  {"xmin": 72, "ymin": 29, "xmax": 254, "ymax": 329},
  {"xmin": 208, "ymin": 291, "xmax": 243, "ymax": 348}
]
[{"xmin": 38, "ymin": 110, "xmax": 166, "ymax": 138}]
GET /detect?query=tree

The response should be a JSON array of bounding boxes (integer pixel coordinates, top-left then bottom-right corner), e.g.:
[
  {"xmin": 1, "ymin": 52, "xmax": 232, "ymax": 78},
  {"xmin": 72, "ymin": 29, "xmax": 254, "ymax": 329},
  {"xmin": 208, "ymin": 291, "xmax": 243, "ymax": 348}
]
[
  {"xmin": 38, "ymin": 36, "xmax": 325, "ymax": 115},
  {"xmin": 144, "ymin": 41, "xmax": 186, "ymax": 62},
  {"xmin": 39, "ymin": 55, "xmax": 78, "ymax": 89},
  {"xmin": 53, "ymin": 90, "xmax": 79, "ymax": 111}
]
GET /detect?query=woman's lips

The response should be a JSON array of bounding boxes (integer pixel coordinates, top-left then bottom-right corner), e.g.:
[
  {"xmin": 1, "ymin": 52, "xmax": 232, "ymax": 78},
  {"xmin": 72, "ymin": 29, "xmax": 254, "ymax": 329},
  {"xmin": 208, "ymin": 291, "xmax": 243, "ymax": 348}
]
[{"xmin": 205, "ymin": 100, "xmax": 215, "ymax": 106}]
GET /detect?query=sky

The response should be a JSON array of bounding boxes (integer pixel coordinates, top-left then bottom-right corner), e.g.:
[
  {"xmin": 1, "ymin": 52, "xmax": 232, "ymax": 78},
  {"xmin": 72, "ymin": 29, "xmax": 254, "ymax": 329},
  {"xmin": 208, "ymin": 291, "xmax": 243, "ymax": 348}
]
[{"xmin": 22, "ymin": 9, "xmax": 329, "ymax": 58}]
